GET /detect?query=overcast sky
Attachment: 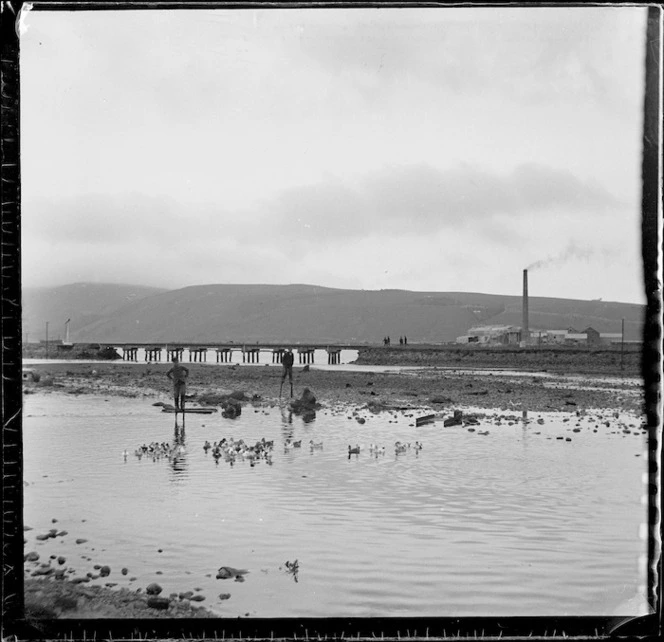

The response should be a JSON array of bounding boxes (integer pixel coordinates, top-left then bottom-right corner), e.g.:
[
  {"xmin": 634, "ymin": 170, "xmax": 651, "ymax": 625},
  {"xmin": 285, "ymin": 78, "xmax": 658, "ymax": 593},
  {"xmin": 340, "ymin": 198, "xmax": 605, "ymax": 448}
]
[{"xmin": 20, "ymin": 6, "xmax": 648, "ymax": 303}]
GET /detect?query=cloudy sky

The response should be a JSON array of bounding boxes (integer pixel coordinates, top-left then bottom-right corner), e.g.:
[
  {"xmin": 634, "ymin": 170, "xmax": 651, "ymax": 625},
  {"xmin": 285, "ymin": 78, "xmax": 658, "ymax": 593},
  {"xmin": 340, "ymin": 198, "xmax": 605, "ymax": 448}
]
[{"xmin": 20, "ymin": 5, "xmax": 648, "ymax": 303}]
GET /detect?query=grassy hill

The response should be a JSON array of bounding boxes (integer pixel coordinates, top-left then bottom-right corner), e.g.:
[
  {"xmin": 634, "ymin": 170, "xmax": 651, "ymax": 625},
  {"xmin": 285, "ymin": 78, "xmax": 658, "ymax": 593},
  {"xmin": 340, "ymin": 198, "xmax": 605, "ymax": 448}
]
[
  {"xmin": 22, "ymin": 283, "xmax": 167, "ymax": 342},
  {"xmin": 21, "ymin": 283, "xmax": 644, "ymax": 344}
]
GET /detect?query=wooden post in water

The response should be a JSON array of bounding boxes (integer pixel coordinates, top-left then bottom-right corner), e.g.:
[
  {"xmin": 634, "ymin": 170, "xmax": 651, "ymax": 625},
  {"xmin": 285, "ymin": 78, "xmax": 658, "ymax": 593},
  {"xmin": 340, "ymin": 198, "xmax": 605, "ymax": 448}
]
[{"xmin": 45, "ymin": 322, "xmax": 49, "ymax": 360}]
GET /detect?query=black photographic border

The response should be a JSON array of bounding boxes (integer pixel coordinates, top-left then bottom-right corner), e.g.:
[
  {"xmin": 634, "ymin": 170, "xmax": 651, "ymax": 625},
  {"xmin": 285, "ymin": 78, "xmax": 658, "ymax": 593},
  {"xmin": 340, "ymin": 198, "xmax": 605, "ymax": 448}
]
[{"xmin": 1, "ymin": 1, "xmax": 661, "ymax": 639}]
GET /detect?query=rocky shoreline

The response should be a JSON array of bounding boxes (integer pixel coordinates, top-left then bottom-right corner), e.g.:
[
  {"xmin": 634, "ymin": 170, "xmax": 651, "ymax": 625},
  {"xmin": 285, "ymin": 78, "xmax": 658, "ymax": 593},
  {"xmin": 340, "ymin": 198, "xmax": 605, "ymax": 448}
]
[
  {"xmin": 23, "ymin": 355, "xmax": 643, "ymax": 415},
  {"xmin": 24, "ymin": 577, "xmax": 217, "ymax": 619}
]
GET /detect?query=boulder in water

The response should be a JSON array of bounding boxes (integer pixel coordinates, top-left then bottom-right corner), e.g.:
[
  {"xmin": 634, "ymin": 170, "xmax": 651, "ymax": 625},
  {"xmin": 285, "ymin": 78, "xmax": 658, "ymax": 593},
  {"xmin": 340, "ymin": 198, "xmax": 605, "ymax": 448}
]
[
  {"xmin": 221, "ymin": 398, "xmax": 242, "ymax": 419},
  {"xmin": 290, "ymin": 388, "xmax": 320, "ymax": 415}
]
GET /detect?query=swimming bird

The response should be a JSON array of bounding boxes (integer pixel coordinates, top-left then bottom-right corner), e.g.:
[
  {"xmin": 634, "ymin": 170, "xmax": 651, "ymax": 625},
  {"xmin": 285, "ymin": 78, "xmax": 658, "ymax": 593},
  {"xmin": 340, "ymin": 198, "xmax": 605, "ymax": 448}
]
[{"xmin": 348, "ymin": 445, "xmax": 361, "ymax": 455}]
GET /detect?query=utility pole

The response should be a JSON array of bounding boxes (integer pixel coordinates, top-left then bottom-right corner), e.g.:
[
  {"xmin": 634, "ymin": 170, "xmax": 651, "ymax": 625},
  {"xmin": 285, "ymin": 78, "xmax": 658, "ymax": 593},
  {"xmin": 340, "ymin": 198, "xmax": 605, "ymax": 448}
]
[{"xmin": 621, "ymin": 318, "xmax": 625, "ymax": 372}]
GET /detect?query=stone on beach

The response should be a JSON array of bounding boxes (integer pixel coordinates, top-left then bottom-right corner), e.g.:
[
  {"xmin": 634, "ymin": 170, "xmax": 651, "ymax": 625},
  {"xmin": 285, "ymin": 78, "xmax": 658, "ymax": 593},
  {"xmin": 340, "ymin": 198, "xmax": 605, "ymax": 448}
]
[
  {"xmin": 146, "ymin": 582, "xmax": 163, "ymax": 595},
  {"xmin": 147, "ymin": 596, "xmax": 170, "ymax": 610}
]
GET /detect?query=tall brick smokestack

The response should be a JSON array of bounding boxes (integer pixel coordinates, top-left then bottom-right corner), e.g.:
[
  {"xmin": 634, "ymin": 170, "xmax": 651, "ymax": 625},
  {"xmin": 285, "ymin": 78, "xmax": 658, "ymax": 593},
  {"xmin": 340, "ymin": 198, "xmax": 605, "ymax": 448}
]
[{"xmin": 522, "ymin": 269, "xmax": 530, "ymax": 343}]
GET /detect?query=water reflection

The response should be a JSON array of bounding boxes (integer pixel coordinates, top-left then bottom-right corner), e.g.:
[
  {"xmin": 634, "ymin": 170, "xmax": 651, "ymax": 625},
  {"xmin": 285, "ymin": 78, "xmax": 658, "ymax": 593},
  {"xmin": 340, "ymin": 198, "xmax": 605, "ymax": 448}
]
[
  {"xmin": 301, "ymin": 409, "xmax": 316, "ymax": 424},
  {"xmin": 169, "ymin": 418, "xmax": 188, "ymax": 480},
  {"xmin": 280, "ymin": 406, "xmax": 293, "ymax": 427}
]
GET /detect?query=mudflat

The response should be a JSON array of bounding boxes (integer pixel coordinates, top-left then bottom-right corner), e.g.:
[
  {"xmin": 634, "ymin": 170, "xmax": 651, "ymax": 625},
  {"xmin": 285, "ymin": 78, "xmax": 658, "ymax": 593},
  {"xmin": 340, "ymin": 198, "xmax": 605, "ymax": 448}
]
[{"xmin": 23, "ymin": 352, "xmax": 642, "ymax": 415}]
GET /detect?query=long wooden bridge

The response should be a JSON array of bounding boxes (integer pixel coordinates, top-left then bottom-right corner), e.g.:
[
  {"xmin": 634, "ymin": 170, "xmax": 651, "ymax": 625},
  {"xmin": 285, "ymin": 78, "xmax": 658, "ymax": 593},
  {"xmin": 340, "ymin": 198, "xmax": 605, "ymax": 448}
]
[{"xmin": 104, "ymin": 343, "xmax": 360, "ymax": 365}]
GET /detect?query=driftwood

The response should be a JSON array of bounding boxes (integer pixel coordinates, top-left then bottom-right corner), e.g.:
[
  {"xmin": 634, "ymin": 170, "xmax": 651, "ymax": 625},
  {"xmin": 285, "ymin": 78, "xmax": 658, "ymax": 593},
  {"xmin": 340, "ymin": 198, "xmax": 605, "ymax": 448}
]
[{"xmin": 160, "ymin": 405, "xmax": 218, "ymax": 415}]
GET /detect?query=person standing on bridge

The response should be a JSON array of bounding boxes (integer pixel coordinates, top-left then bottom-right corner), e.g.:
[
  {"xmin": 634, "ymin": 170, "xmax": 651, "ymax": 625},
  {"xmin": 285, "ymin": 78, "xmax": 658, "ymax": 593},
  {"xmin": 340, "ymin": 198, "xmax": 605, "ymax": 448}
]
[
  {"xmin": 167, "ymin": 355, "xmax": 190, "ymax": 412},
  {"xmin": 280, "ymin": 348, "xmax": 294, "ymax": 398}
]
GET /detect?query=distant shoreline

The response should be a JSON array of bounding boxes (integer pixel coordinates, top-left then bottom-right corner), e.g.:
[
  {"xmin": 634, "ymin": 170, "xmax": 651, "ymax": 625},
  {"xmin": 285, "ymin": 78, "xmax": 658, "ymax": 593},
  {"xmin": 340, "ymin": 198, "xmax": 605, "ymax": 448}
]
[{"xmin": 22, "ymin": 342, "xmax": 642, "ymax": 377}]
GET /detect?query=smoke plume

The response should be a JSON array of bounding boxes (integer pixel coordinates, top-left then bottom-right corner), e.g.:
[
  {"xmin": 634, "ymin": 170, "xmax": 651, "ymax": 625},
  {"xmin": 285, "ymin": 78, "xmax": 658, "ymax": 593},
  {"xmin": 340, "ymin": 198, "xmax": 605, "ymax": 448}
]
[{"xmin": 527, "ymin": 243, "xmax": 594, "ymax": 271}]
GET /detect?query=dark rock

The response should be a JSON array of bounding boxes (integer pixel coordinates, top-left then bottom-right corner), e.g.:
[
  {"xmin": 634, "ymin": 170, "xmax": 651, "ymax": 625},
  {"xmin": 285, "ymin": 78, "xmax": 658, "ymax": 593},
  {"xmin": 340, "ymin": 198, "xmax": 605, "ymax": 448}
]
[
  {"xmin": 25, "ymin": 552, "xmax": 39, "ymax": 562},
  {"xmin": 36, "ymin": 534, "xmax": 50, "ymax": 541},
  {"xmin": 71, "ymin": 577, "xmax": 90, "ymax": 584},
  {"xmin": 221, "ymin": 399, "xmax": 242, "ymax": 419},
  {"xmin": 291, "ymin": 388, "xmax": 320, "ymax": 415},
  {"xmin": 430, "ymin": 396, "xmax": 454, "ymax": 405},
  {"xmin": 121, "ymin": 567, "xmax": 129, "ymax": 575},
  {"xmin": 57, "ymin": 557, "xmax": 66, "ymax": 565},
  {"xmin": 75, "ymin": 538, "xmax": 88, "ymax": 545},
  {"xmin": 32, "ymin": 566, "xmax": 53, "ymax": 576},
  {"xmin": 179, "ymin": 591, "xmax": 194, "ymax": 600},
  {"xmin": 302, "ymin": 365, "xmax": 310, "ymax": 372},
  {"xmin": 146, "ymin": 582, "xmax": 163, "ymax": 595},
  {"xmin": 100, "ymin": 565, "xmax": 111, "ymax": 577},
  {"xmin": 219, "ymin": 593, "xmax": 231, "ymax": 600},
  {"xmin": 444, "ymin": 409, "xmax": 464, "ymax": 426},
  {"xmin": 216, "ymin": 566, "xmax": 249, "ymax": 580},
  {"xmin": 190, "ymin": 594, "xmax": 206, "ymax": 602},
  {"xmin": 147, "ymin": 596, "xmax": 170, "ymax": 610},
  {"xmin": 56, "ymin": 531, "xmax": 68, "ymax": 537},
  {"xmin": 93, "ymin": 564, "xmax": 101, "ymax": 570}
]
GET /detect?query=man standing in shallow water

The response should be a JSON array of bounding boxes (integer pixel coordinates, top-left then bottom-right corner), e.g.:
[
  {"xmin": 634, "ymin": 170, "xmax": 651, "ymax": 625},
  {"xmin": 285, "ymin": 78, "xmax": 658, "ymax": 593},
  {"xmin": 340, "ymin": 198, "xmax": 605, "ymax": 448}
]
[
  {"xmin": 167, "ymin": 356, "xmax": 190, "ymax": 411},
  {"xmin": 280, "ymin": 348, "xmax": 294, "ymax": 398}
]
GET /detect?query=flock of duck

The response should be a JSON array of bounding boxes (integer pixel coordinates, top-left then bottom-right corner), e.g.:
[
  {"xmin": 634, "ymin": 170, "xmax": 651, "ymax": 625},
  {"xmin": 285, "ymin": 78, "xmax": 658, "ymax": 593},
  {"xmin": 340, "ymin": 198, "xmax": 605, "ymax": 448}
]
[
  {"xmin": 125, "ymin": 442, "xmax": 186, "ymax": 461},
  {"xmin": 200, "ymin": 437, "xmax": 337, "ymax": 466},
  {"xmin": 204, "ymin": 437, "xmax": 276, "ymax": 466},
  {"xmin": 348, "ymin": 441, "xmax": 423, "ymax": 456},
  {"xmin": 125, "ymin": 435, "xmax": 428, "ymax": 467}
]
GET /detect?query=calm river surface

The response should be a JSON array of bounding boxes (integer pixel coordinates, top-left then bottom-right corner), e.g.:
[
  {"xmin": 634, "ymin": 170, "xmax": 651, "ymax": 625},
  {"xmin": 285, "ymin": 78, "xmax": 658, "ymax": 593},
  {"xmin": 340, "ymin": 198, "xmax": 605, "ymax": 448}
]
[{"xmin": 23, "ymin": 392, "xmax": 648, "ymax": 618}]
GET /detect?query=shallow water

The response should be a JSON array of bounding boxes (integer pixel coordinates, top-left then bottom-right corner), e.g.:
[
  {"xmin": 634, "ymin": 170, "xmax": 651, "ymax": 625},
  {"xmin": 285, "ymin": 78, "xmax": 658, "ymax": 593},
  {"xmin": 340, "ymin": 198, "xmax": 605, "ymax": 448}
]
[{"xmin": 23, "ymin": 393, "xmax": 648, "ymax": 618}]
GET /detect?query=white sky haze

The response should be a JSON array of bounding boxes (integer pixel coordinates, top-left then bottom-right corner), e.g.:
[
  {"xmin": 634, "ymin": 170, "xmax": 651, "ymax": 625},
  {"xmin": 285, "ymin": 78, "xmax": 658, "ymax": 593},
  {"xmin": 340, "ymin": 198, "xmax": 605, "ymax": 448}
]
[{"xmin": 20, "ymin": 5, "xmax": 649, "ymax": 303}]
